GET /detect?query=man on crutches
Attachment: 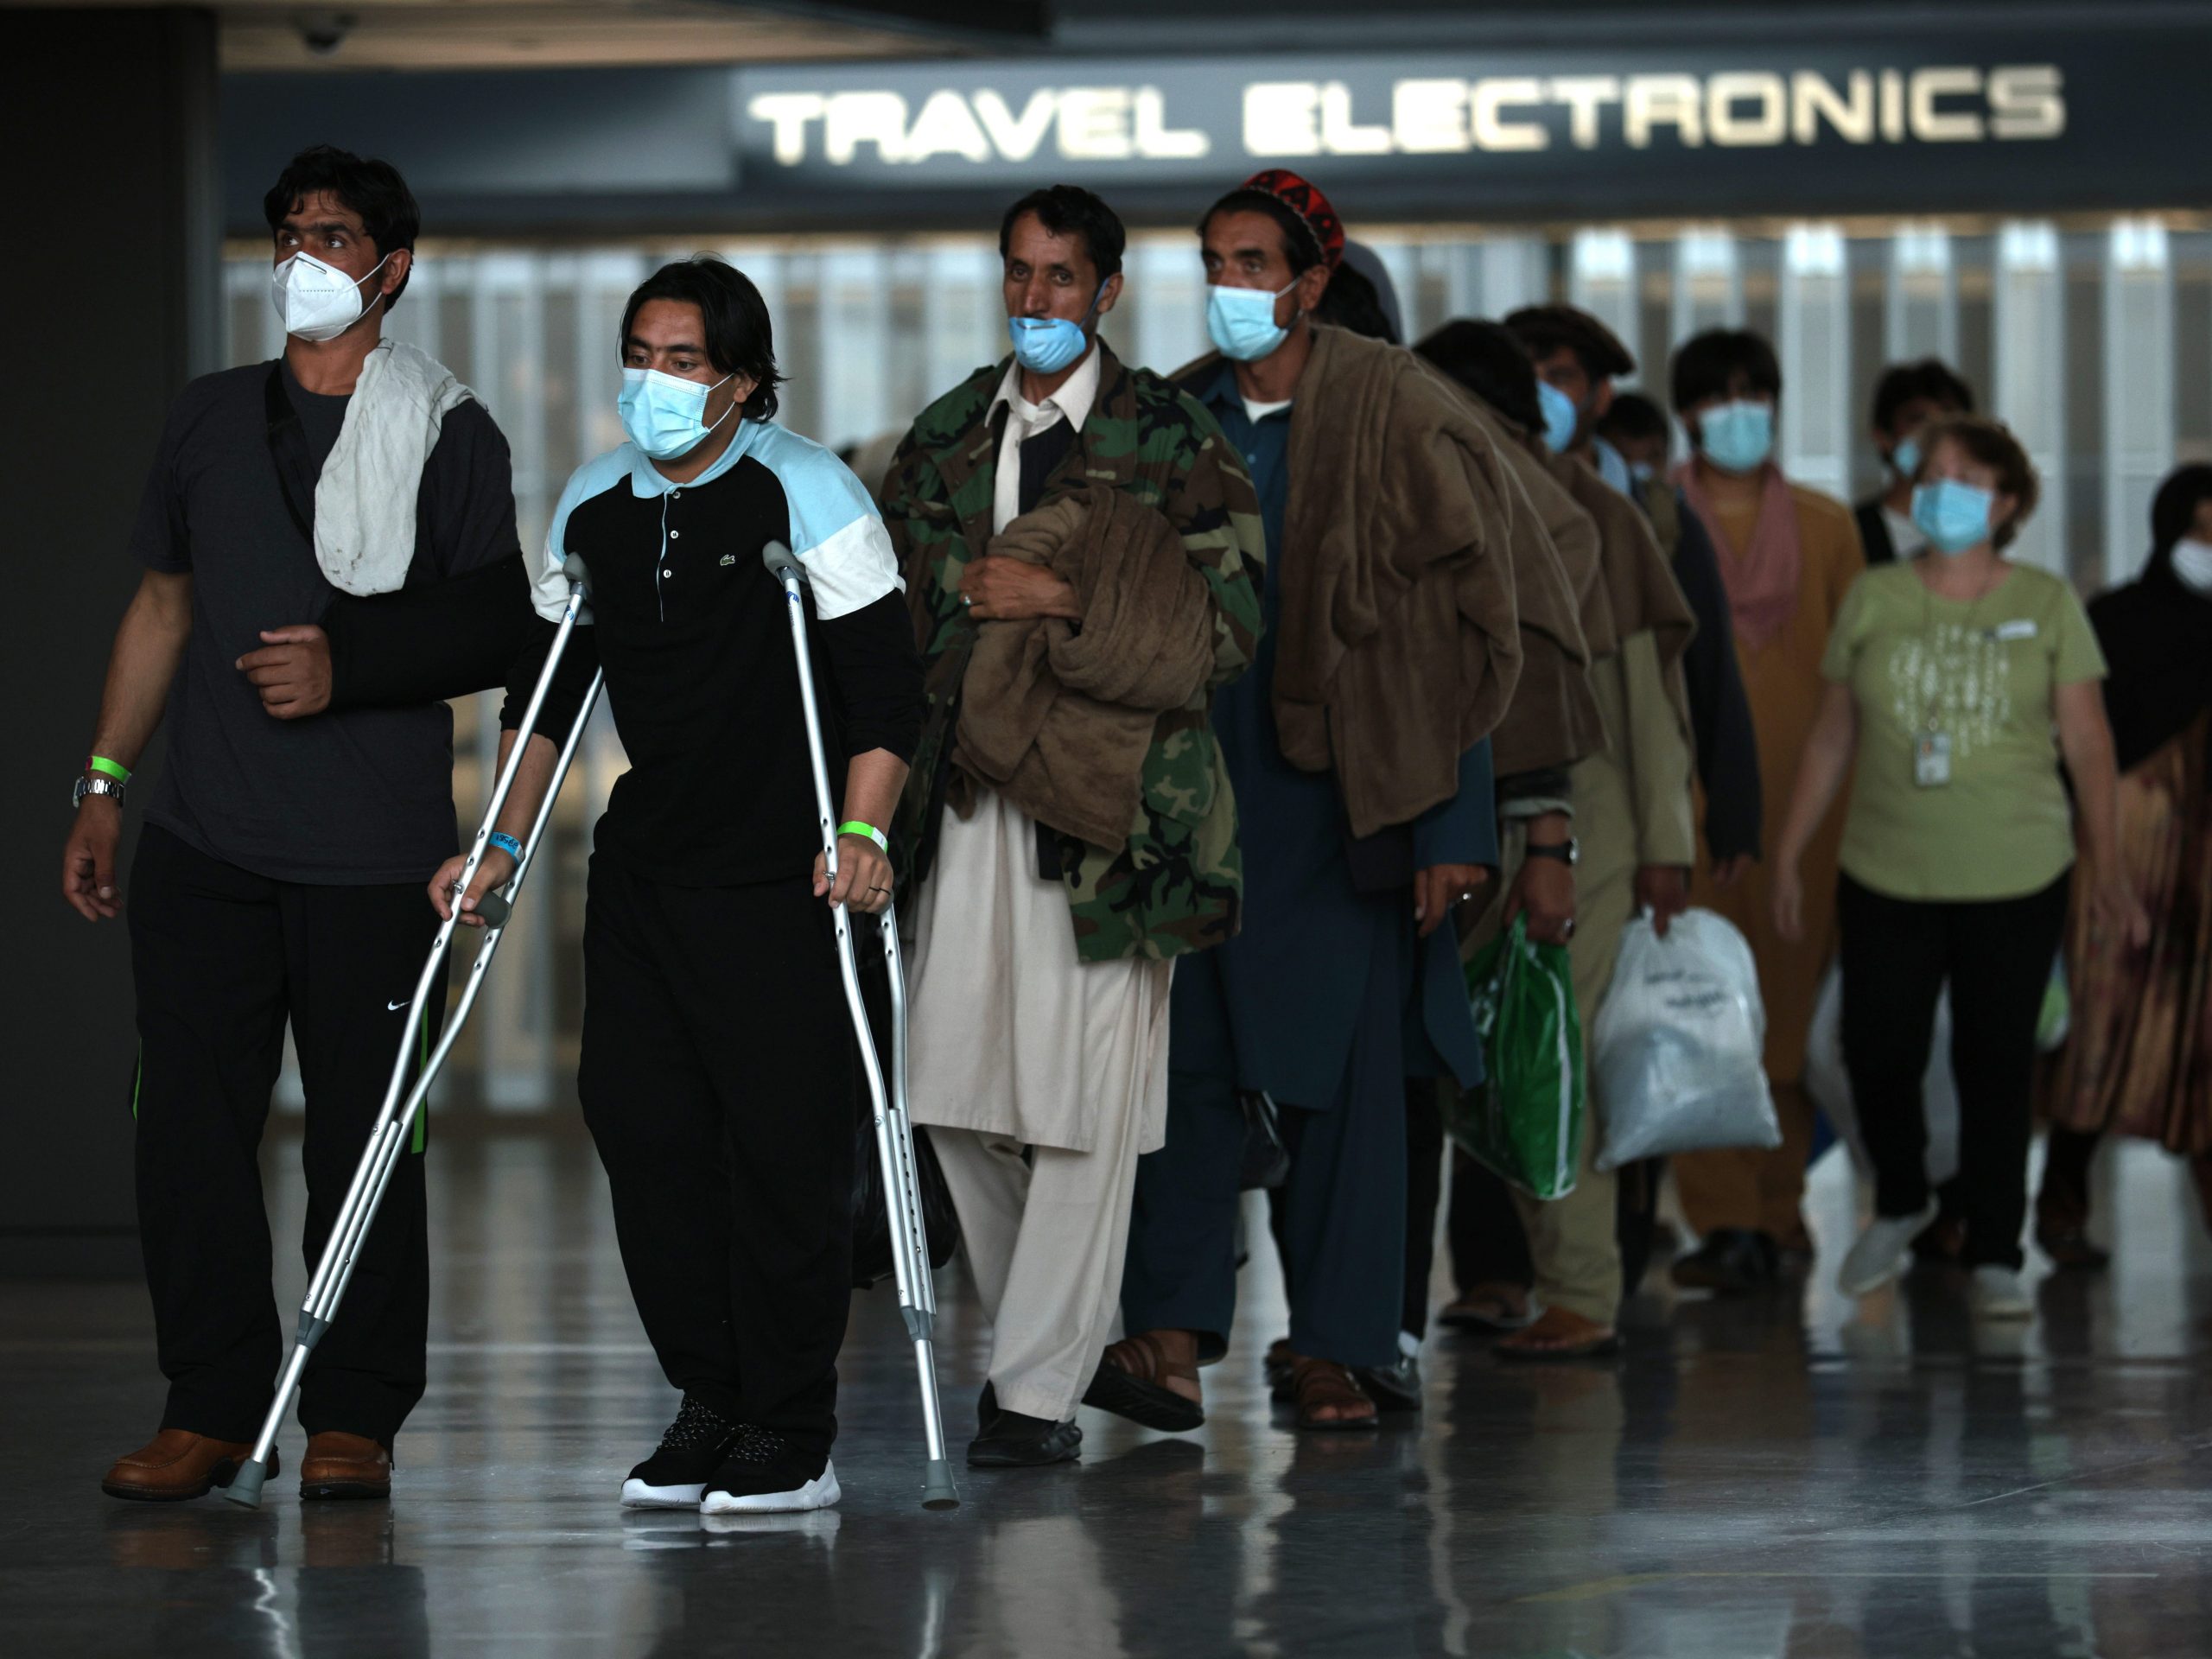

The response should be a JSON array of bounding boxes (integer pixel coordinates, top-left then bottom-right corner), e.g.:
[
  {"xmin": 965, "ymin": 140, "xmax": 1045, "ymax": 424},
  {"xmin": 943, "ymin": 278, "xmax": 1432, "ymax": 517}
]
[
  {"xmin": 65, "ymin": 147, "xmax": 531, "ymax": 1505},
  {"xmin": 437, "ymin": 255, "xmax": 923, "ymax": 1513}
]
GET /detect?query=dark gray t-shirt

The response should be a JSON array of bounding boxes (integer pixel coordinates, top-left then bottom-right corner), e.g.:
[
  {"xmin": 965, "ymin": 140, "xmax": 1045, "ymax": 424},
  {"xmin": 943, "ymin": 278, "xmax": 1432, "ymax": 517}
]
[{"xmin": 130, "ymin": 357, "xmax": 520, "ymax": 884}]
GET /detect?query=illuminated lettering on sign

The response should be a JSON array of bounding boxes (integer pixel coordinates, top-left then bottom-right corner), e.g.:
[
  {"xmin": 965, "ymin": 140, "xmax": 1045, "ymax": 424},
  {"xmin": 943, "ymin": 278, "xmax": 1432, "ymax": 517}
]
[
  {"xmin": 748, "ymin": 86, "xmax": 1212, "ymax": 167},
  {"xmin": 743, "ymin": 65, "xmax": 2064, "ymax": 168}
]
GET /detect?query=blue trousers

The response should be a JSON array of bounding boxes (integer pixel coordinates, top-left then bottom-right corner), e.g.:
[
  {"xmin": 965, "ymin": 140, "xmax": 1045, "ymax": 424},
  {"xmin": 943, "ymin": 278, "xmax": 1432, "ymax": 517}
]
[{"xmin": 1120, "ymin": 938, "xmax": 1408, "ymax": 1370}]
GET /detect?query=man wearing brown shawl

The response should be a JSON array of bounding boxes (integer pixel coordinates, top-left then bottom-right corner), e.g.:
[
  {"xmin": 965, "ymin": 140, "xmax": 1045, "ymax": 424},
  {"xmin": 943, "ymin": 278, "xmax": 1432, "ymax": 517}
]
[
  {"xmin": 1416, "ymin": 320, "xmax": 1698, "ymax": 1360},
  {"xmin": 1107, "ymin": 172, "xmax": 1517, "ymax": 1433}
]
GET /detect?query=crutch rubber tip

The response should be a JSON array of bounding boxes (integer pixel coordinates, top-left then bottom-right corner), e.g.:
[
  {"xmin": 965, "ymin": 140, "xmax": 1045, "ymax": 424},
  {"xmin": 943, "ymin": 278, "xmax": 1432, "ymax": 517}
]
[
  {"xmin": 222, "ymin": 1459, "xmax": 270, "ymax": 1510},
  {"xmin": 921, "ymin": 1460, "xmax": 960, "ymax": 1511}
]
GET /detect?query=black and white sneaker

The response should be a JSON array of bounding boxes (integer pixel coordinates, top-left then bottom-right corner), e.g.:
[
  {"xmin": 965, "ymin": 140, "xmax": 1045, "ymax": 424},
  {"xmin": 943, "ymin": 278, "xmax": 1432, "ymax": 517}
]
[
  {"xmin": 699, "ymin": 1425, "xmax": 841, "ymax": 1515},
  {"xmin": 620, "ymin": 1396, "xmax": 743, "ymax": 1509}
]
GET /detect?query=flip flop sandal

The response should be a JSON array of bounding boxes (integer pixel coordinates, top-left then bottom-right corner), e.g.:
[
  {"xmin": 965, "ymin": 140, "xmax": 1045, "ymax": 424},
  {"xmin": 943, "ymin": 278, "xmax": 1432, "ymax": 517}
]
[
  {"xmin": 1283, "ymin": 1355, "xmax": 1379, "ymax": 1432},
  {"xmin": 1084, "ymin": 1333, "xmax": 1205, "ymax": 1433},
  {"xmin": 1437, "ymin": 1291, "xmax": 1535, "ymax": 1332}
]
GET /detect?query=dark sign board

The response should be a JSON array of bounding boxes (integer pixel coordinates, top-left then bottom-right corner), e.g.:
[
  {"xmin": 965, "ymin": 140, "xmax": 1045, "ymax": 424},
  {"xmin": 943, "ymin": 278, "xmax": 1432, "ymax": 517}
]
[{"xmin": 224, "ymin": 22, "xmax": 2207, "ymax": 233}]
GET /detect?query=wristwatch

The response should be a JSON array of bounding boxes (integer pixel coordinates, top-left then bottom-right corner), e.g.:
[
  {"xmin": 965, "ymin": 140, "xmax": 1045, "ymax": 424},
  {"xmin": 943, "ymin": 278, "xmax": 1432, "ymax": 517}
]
[
  {"xmin": 72, "ymin": 773, "xmax": 126, "ymax": 809},
  {"xmin": 1525, "ymin": 836, "xmax": 1580, "ymax": 867}
]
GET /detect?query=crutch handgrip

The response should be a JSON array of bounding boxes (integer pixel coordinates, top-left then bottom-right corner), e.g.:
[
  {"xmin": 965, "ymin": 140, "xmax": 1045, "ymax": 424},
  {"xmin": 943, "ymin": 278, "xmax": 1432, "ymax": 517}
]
[
  {"xmin": 762, "ymin": 541, "xmax": 803, "ymax": 585},
  {"xmin": 562, "ymin": 553, "xmax": 594, "ymax": 623}
]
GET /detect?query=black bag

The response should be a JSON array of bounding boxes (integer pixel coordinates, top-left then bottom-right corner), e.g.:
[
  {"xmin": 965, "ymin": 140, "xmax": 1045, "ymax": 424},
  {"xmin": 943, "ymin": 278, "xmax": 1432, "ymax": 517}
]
[
  {"xmin": 851, "ymin": 1117, "xmax": 960, "ymax": 1289},
  {"xmin": 1237, "ymin": 1089, "xmax": 1291, "ymax": 1191},
  {"xmin": 849, "ymin": 933, "xmax": 960, "ymax": 1288}
]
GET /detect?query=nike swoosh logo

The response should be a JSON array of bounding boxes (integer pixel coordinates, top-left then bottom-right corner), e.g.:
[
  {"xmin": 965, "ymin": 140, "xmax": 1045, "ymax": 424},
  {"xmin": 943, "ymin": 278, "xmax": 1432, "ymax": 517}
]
[{"xmin": 388, "ymin": 1000, "xmax": 410, "ymax": 1011}]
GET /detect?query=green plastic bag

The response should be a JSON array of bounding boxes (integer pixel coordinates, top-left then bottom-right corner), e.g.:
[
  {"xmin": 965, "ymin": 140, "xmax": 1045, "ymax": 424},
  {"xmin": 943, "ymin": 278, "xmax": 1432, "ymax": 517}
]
[{"xmin": 1451, "ymin": 914, "xmax": 1586, "ymax": 1199}]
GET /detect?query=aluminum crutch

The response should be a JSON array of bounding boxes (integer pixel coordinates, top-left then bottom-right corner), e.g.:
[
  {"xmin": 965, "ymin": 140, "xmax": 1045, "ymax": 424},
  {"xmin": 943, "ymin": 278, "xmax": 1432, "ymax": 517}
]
[
  {"xmin": 226, "ymin": 555, "xmax": 602, "ymax": 1509},
  {"xmin": 762, "ymin": 541, "xmax": 958, "ymax": 1512}
]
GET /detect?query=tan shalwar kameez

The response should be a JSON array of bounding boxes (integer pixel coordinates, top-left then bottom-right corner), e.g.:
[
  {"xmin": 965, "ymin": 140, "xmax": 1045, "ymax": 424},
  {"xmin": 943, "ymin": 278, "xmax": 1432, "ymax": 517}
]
[{"xmin": 1675, "ymin": 483, "xmax": 1864, "ymax": 1243}]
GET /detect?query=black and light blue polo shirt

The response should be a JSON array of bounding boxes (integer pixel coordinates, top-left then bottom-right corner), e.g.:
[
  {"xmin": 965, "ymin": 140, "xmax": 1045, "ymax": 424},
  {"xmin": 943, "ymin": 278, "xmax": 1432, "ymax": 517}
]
[{"xmin": 505, "ymin": 418, "xmax": 923, "ymax": 887}]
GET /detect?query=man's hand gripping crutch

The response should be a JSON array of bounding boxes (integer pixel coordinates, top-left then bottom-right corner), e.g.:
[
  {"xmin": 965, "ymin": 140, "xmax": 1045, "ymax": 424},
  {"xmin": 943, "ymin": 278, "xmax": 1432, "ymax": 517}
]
[
  {"xmin": 764, "ymin": 541, "xmax": 959, "ymax": 1512},
  {"xmin": 225, "ymin": 556, "xmax": 605, "ymax": 1509}
]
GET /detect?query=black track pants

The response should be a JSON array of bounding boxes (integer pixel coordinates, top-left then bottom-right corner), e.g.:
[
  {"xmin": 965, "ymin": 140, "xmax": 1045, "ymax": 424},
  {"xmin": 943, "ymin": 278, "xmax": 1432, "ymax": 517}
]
[
  {"xmin": 578, "ymin": 854, "xmax": 858, "ymax": 1457},
  {"xmin": 1838, "ymin": 870, "xmax": 2071, "ymax": 1271},
  {"xmin": 129, "ymin": 824, "xmax": 442, "ymax": 1446}
]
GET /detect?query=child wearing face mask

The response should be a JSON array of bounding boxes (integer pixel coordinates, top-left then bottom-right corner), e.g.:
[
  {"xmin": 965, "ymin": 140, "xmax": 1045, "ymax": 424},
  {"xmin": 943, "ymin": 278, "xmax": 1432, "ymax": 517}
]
[
  {"xmin": 1772, "ymin": 416, "xmax": 2145, "ymax": 1320},
  {"xmin": 1662, "ymin": 328, "xmax": 1869, "ymax": 1296},
  {"xmin": 2037, "ymin": 463, "xmax": 2212, "ymax": 1264}
]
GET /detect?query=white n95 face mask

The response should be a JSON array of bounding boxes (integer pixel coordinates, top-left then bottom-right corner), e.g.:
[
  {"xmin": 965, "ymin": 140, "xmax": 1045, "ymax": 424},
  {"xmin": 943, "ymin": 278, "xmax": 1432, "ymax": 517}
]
[{"xmin": 270, "ymin": 250, "xmax": 391, "ymax": 343}]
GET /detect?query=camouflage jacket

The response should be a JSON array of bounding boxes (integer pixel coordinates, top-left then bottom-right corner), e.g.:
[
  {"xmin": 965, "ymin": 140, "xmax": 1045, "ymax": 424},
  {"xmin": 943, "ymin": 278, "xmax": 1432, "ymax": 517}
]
[{"xmin": 882, "ymin": 342, "xmax": 1265, "ymax": 963}]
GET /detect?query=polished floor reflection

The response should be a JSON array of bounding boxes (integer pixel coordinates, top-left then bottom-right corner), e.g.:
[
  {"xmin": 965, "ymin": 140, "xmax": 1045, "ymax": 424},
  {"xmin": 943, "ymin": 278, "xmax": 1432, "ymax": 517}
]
[{"xmin": 8, "ymin": 1130, "xmax": 2211, "ymax": 1657}]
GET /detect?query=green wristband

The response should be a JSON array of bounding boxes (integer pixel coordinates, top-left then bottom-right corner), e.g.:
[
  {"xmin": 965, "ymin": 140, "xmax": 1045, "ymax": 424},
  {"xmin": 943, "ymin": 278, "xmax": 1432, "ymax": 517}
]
[
  {"xmin": 838, "ymin": 821, "xmax": 888, "ymax": 853},
  {"xmin": 87, "ymin": 755, "xmax": 131, "ymax": 785}
]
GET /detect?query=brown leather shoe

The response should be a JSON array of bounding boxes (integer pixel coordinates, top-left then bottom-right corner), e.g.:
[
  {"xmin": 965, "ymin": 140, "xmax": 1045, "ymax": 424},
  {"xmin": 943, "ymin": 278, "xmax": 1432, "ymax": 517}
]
[
  {"xmin": 301, "ymin": 1431, "xmax": 391, "ymax": 1500},
  {"xmin": 102, "ymin": 1429, "xmax": 270, "ymax": 1503}
]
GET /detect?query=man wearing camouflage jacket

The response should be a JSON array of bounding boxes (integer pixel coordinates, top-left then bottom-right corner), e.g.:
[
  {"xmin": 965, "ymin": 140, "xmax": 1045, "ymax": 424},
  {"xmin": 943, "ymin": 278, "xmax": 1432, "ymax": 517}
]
[{"xmin": 883, "ymin": 187, "xmax": 1264, "ymax": 1468}]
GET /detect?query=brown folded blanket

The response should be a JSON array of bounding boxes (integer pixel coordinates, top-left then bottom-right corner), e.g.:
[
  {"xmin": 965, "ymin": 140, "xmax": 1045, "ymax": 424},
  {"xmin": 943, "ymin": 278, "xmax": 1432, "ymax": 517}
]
[
  {"xmin": 1266, "ymin": 327, "xmax": 1524, "ymax": 839},
  {"xmin": 951, "ymin": 483, "xmax": 1216, "ymax": 852}
]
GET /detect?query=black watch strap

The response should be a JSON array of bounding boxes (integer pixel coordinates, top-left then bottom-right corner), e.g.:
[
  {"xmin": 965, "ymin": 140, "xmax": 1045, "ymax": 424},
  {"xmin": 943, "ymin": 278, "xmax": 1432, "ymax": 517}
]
[{"xmin": 1524, "ymin": 838, "xmax": 1578, "ymax": 866}]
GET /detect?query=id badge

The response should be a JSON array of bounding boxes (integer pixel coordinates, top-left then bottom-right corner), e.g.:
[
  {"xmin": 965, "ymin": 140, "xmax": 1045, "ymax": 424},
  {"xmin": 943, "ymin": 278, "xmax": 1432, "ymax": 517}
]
[{"xmin": 1914, "ymin": 731, "xmax": 1953, "ymax": 788}]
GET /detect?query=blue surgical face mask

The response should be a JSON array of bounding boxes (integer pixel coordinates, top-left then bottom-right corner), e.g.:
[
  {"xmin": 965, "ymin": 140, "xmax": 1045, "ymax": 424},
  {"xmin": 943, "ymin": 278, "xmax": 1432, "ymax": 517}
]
[
  {"xmin": 1697, "ymin": 400, "xmax": 1774, "ymax": 474},
  {"xmin": 1007, "ymin": 283, "xmax": 1106, "ymax": 376},
  {"xmin": 619, "ymin": 366, "xmax": 735, "ymax": 461},
  {"xmin": 1206, "ymin": 281, "xmax": 1296, "ymax": 363},
  {"xmin": 1536, "ymin": 380, "xmax": 1581, "ymax": 454},
  {"xmin": 1629, "ymin": 459, "xmax": 1656, "ymax": 485},
  {"xmin": 1889, "ymin": 435, "xmax": 1923, "ymax": 481},
  {"xmin": 1912, "ymin": 478, "xmax": 1996, "ymax": 556}
]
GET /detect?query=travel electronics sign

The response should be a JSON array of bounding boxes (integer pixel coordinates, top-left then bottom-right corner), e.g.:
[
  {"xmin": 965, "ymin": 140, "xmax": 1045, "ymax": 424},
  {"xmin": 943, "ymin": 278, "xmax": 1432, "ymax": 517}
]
[
  {"xmin": 726, "ymin": 37, "xmax": 2180, "ymax": 223},
  {"xmin": 222, "ymin": 27, "xmax": 2201, "ymax": 232}
]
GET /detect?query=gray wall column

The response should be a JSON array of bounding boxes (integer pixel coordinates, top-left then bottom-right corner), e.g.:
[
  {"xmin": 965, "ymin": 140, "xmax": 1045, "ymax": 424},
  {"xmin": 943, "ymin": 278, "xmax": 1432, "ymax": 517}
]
[{"xmin": 0, "ymin": 7, "xmax": 220, "ymax": 1274}]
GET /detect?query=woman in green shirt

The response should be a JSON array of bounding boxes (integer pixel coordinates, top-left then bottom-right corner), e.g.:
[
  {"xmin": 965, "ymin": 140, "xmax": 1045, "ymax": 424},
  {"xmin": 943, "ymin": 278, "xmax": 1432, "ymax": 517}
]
[{"xmin": 1772, "ymin": 416, "xmax": 2147, "ymax": 1319}]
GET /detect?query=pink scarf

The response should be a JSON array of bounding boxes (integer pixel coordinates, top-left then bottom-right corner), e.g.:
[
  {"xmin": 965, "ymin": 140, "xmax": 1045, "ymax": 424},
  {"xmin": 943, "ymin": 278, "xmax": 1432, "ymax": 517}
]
[{"xmin": 1674, "ymin": 461, "xmax": 1803, "ymax": 652}]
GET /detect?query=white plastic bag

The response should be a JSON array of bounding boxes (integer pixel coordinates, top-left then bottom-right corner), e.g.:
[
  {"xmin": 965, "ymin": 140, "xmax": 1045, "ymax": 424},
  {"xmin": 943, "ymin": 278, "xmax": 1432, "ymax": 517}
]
[
  {"xmin": 1591, "ymin": 908, "xmax": 1781, "ymax": 1171},
  {"xmin": 1802, "ymin": 965, "xmax": 1960, "ymax": 1186}
]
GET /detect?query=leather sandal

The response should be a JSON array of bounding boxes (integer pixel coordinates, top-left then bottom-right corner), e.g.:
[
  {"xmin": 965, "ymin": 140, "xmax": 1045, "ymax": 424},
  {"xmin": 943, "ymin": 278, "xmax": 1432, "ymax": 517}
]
[
  {"xmin": 1084, "ymin": 1333, "xmax": 1205, "ymax": 1433},
  {"xmin": 1281, "ymin": 1355, "xmax": 1378, "ymax": 1431},
  {"xmin": 1495, "ymin": 1306, "xmax": 1622, "ymax": 1363}
]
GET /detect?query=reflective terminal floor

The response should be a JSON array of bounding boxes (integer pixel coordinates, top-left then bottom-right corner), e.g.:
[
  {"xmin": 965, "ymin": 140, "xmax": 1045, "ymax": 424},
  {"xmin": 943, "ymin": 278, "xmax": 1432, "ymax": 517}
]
[{"xmin": 5, "ymin": 1132, "xmax": 2210, "ymax": 1658}]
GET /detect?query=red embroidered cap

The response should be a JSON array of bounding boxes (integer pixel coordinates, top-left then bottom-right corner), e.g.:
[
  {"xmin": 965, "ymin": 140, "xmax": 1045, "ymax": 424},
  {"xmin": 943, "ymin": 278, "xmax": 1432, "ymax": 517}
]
[{"xmin": 1237, "ymin": 168, "xmax": 1345, "ymax": 272}]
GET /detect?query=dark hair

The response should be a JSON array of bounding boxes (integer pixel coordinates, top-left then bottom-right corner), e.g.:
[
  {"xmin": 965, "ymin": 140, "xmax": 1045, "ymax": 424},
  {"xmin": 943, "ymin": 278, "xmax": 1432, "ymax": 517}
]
[
  {"xmin": 1414, "ymin": 320, "xmax": 1542, "ymax": 433},
  {"xmin": 1314, "ymin": 261, "xmax": 1395, "ymax": 344},
  {"xmin": 1198, "ymin": 188, "xmax": 1325, "ymax": 276},
  {"xmin": 1919, "ymin": 415, "xmax": 2038, "ymax": 550},
  {"xmin": 620, "ymin": 256, "xmax": 785, "ymax": 422},
  {"xmin": 999, "ymin": 185, "xmax": 1125, "ymax": 281},
  {"xmin": 1669, "ymin": 328, "xmax": 1782, "ymax": 414},
  {"xmin": 262, "ymin": 144, "xmax": 421, "ymax": 312},
  {"xmin": 2149, "ymin": 462, "xmax": 2212, "ymax": 568},
  {"xmin": 1599, "ymin": 390, "xmax": 1669, "ymax": 445},
  {"xmin": 1504, "ymin": 304, "xmax": 1636, "ymax": 381},
  {"xmin": 1871, "ymin": 358, "xmax": 1976, "ymax": 435}
]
